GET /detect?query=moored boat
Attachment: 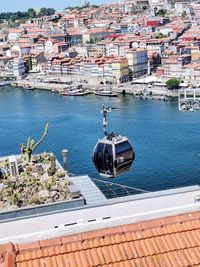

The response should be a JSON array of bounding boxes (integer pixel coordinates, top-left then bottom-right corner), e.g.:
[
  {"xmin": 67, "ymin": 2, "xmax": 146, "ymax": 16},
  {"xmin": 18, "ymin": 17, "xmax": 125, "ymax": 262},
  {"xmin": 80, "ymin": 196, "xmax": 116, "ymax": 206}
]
[
  {"xmin": 62, "ymin": 89, "xmax": 91, "ymax": 96},
  {"xmin": 94, "ymin": 90, "xmax": 118, "ymax": 97},
  {"xmin": 24, "ymin": 85, "xmax": 34, "ymax": 90}
]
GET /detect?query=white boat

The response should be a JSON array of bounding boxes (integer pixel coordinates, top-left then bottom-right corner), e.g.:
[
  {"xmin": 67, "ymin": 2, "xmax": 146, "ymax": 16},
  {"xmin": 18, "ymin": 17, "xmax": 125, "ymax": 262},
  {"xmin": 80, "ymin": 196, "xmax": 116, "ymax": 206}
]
[
  {"xmin": 94, "ymin": 90, "xmax": 118, "ymax": 97},
  {"xmin": 62, "ymin": 89, "xmax": 91, "ymax": 96},
  {"xmin": 24, "ymin": 85, "xmax": 34, "ymax": 90}
]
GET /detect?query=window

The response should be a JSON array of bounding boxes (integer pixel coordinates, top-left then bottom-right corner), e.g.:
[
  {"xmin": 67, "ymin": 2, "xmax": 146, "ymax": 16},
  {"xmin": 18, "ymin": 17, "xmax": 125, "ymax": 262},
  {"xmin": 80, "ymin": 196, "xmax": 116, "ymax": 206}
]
[{"xmin": 115, "ymin": 141, "xmax": 134, "ymax": 171}]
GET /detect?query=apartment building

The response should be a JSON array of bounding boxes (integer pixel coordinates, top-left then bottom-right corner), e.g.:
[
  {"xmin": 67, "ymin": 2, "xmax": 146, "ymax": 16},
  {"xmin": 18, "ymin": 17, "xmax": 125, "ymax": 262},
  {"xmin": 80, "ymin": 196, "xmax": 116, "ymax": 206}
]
[
  {"xmin": 4, "ymin": 58, "xmax": 26, "ymax": 78},
  {"xmin": 7, "ymin": 29, "xmax": 22, "ymax": 41},
  {"xmin": 125, "ymin": 48, "xmax": 148, "ymax": 77},
  {"xmin": 163, "ymin": 55, "xmax": 191, "ymax": 78},
  {"xmin": 145, "ymin": 39, "xmax": 164, "ymax": 55},
  {"xmin": 112, "ymin": 57, "xmax": 129, "ymax": 82}
]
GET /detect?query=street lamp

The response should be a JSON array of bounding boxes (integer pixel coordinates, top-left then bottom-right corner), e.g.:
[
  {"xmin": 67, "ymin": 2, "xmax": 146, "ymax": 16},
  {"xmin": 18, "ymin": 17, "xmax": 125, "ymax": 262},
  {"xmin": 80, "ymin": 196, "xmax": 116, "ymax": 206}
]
[{"xmin": 62, "ymin": 149, "xmax": 68, "ymax": 172}]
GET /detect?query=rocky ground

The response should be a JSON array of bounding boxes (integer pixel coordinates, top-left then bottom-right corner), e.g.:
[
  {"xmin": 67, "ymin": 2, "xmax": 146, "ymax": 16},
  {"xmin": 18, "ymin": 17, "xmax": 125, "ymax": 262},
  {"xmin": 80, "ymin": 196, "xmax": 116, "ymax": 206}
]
[{"xmin": 0, "ymin": 152, "xmax": 72, "ymax": 211}]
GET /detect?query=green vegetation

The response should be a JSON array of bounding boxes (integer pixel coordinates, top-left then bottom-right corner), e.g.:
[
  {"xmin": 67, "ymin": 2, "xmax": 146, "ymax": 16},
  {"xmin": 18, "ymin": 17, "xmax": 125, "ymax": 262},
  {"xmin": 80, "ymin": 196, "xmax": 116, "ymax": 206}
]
[
  {"xmin": 27, "ymin": 8, "xmax": 36, "ymax": 19},
  {"xmin": 154, "ymin": 33, "xmax": 167, "ymax": 39},
  {"xmin": 87, "ymin": 36, "xmax": 104, "ymax": 44},
  {"xmin": 155, "ymin": 9, "xmax": 166, "ymax": 16},
  {"xmin": 0, "ymin": 7, "xmax": 56, "ymax": 23},
  {"xmin": 66, "ymin": 4, "xmax": 99, "ymax": 10},
  {"xmin": 0, "ymin": 153, "xmax": 71, "ymax": 210},
  {"xmin": 21, "ymin": 123, "xmax": 49, "ymax": 162},
  {"xmin": 66, "ymin": 6, "xmax": 83, "ymax": 11},
  {"xmin": 38, "ymin": 8, "xmax": 56, "ymax": 17},
  {"xmin": 166, "ymin": 78, "xmax": 180, "ymax": 90},
  {"xmin": 91, "ymin": 5, "xmax": 99, "ymax": 8}
]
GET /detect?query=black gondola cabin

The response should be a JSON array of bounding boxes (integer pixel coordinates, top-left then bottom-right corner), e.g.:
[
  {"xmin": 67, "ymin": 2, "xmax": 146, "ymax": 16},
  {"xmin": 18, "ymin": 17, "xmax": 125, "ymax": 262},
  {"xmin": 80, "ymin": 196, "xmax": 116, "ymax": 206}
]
[
  {"xmin": 92, "ymin": 105, "xmax": 135, "ymax": 178},
  {"xmin": 93, "ymin": 133, "xmax": 135, "ymax": 177}
]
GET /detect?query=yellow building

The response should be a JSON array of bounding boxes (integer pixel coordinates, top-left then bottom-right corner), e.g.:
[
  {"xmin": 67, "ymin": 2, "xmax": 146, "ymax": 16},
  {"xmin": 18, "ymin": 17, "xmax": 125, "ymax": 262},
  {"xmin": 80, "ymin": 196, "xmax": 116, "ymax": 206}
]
[{"xmin": 112, "ymin": 57, "xmax": 129, "ymax": 82}]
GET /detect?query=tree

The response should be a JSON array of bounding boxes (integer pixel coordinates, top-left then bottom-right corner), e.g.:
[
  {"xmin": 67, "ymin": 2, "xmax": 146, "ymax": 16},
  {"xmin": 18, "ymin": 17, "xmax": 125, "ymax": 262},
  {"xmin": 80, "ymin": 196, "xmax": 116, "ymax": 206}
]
[
  {"xmin": 28, "ymin": 8, "xmax": 36, "ymax": 19},
  {"xmin": 47, "ymin": 8, "xmax": 56, "ymax": 15},
  {"xmin": 166, "ymin": 78, "xmax": 180, "ymax": 90},
  {"xmin": 38, "ymin": 8, "xmax": 47, "ymax": 17},
  {"xmin": 156, "ymin": 9, "xmax": 166, "ymax": 16},
  {"xmin": 154, "ymin": 33, "xmax": 166, "ymax": 39},
  {"xmin": 38, "ymin": 8, "xmax": 55, "ymax": 17}
]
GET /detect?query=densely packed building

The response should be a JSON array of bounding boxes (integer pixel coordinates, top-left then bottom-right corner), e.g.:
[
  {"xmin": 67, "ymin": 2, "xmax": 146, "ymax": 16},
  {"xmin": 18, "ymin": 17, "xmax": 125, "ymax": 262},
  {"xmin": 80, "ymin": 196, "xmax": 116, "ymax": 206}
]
[{"xmin": 1, "ymin": 0, "xmax": 200, "ymax": 84}]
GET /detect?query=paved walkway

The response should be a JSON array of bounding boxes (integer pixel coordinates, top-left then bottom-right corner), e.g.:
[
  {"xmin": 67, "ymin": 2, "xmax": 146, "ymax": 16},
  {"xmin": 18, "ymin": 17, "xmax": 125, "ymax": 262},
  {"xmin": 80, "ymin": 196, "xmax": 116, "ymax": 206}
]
[{"xmin": 70, "ymin": 175, "xmax": 107, "ymax": 205}]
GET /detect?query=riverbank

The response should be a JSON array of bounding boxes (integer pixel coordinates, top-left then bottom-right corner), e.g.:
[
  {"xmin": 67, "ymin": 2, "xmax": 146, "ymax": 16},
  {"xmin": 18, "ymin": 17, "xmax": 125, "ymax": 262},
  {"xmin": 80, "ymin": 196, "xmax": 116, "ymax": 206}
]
[
  {"xmin": 11, "ymin": 78, "xmax": 178, "ymax": 99},
  {"xmin": 12, "ymin": 80, "xmax": 64, "ymax": 92}
]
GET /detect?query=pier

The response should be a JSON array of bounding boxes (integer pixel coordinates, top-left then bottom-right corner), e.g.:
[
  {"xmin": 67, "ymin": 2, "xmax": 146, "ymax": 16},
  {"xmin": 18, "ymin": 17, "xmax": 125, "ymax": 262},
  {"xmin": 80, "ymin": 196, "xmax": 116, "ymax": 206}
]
[
  {"xmin": 0, "ymin": 80, "xmax": 12, "ymax": 87},
  {"xmin": 178, "ymin": 89, "xmax": 200, "ymax": 111}
]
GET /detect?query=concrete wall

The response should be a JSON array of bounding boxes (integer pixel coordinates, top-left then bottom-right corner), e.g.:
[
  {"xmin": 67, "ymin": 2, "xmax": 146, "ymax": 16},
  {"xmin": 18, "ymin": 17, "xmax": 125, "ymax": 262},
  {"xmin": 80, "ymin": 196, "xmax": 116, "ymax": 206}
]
[{"xmin": 0, "ymin": 197, "xmax": 85, "ymax": 222}]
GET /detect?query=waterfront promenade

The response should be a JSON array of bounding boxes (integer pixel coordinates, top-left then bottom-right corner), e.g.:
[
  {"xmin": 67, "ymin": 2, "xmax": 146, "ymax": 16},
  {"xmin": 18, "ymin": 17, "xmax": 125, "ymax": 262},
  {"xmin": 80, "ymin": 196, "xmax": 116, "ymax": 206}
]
[
  {"xmin": 12, "ymin": 77, "xmax": 178, "ymax": 98},
  {"xmin": 12, "ymin": 79, "xmax": 66, "ymax": 92}
]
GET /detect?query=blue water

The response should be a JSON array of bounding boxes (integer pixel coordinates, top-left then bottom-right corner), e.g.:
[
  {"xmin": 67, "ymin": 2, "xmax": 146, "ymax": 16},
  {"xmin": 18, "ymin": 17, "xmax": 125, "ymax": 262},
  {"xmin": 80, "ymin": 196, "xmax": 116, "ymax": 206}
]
[{"xmin": 0, "ymin": 86, "xmax": 200, "ymax": 192}]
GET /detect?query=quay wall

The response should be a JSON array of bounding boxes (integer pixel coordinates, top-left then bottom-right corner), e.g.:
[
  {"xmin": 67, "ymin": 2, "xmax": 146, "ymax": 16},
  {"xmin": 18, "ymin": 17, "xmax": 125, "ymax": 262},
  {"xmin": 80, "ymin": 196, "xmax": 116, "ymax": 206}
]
[
  {"xmin": 12, "ymin": 80, "xmax": 65, "ymax": 91},
  {"xmin": 12, "ymin": 79, "xmax": 178, "ymax": 98}
]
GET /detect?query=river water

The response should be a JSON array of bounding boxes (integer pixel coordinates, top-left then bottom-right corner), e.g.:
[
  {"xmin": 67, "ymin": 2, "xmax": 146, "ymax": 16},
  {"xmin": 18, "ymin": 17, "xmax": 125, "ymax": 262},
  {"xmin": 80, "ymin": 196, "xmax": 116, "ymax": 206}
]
[{"xmin": 0, "ymin": 86, "xmax": 200, "ymax": 192}]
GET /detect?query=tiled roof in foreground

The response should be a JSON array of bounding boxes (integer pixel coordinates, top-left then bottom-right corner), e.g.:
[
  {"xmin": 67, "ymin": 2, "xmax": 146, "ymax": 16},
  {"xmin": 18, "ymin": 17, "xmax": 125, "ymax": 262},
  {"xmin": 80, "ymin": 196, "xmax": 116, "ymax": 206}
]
[{"xmin": 2, "ymin": 211, "xmax": 200, "ymax": 267}]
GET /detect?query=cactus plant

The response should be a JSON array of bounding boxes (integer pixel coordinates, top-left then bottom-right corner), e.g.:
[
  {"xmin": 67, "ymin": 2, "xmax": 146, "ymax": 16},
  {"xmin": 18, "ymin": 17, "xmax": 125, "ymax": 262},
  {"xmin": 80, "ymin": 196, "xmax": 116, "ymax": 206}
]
[{"xmin": 20, "ymin": 123, "xmax": 49, "ymax": 162}]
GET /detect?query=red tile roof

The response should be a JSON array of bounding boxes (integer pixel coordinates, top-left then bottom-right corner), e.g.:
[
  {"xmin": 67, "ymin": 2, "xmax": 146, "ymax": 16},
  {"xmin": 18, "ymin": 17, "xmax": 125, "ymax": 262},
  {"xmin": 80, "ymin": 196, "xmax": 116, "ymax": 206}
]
[{"xmin": 1, "ymin": 211, "xmax": 200, "ymax": 266}]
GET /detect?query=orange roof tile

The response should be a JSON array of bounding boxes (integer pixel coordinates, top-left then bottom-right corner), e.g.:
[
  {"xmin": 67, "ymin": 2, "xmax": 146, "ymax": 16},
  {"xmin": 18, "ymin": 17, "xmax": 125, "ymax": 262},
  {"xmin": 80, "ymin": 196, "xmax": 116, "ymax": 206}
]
[{"xmin": 1, "ymin": 211, "xmax": 200, "ymax": 266}]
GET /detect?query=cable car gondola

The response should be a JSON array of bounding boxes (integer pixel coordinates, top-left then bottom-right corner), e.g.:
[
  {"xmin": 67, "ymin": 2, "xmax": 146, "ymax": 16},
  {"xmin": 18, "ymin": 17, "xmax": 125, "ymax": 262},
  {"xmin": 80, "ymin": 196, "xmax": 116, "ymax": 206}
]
[{"xmin": 92, "ymin": 105, "xmax": 135, "ymax": 178}]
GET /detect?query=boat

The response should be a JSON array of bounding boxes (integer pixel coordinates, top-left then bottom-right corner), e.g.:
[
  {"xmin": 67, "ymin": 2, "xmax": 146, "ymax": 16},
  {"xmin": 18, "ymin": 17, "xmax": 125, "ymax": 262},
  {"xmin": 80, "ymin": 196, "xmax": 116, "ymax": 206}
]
[
  {"xmin": 24, "ymin": 85, "xmax": 34, "ymax": 90},
  {"xmin": 62, "ymin": 88, "xmax": 91, "ymax": 96},
  {"xmin": 94, "ymin": 89, "xmax": 118, "ymax": 97},
  {"xmin": 51, "ymin": 89, "xmax": 59, "ymax": 93}
]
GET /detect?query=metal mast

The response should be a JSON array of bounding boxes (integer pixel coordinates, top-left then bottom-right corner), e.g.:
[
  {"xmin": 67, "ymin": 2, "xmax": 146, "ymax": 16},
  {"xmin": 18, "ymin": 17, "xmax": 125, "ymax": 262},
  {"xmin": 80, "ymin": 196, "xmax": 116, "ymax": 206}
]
[{"xmin": 101, "ymin": 104, "xmax": 112, "ymax": 137}]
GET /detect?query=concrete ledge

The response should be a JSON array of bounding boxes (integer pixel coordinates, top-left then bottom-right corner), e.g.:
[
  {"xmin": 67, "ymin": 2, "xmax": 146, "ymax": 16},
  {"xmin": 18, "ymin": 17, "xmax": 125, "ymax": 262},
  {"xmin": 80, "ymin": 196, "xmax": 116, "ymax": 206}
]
[
  {"xmin": 0, "ymin": 197, "xmax": 85, "ymax": 223},
  {"xmin": 1, "ymin": 202, "xmax": 200, "ymax": 244}
]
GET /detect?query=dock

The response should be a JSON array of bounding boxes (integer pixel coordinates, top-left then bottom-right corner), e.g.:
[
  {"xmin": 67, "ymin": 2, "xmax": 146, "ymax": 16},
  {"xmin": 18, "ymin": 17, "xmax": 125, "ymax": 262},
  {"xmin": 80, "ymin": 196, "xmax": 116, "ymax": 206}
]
[
  {"xmin": 0, "ymin": 80, "xmax": 12, "ymax": 87},
  {"xmin": 178, "ymin": 89, "xmax": 200, "ymax": 111}
]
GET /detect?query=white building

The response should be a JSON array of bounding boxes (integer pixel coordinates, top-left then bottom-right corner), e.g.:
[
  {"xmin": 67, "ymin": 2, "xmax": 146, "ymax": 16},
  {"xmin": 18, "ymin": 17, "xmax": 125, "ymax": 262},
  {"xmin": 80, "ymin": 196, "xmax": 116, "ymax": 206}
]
[
  {"xmin": 75, "ymin": 44, "xmax": 92, "ymax": 57},
  {"xmin": 8, "ymin": 29, "xmax": 22, "ymax": 41},
  {"xmin": 10, "ymin": 44, "xmax": 31, "ymax": 57},
  {"xmin": 45, "ymin": 40, "xmax": 57, "ymax": 53},
  {"xmin": 13, "ymin": 58, "xmax": 26, "ymax": 78},
  {"xmin": 174, "ymin": 0, "xmax": 193, "ymax": 15},
  {"xmin": 106, "ymin": 44, "xmax": 119, "ymax": 57},
  {"xmin": 146, "ymin": 40, "xmax": 164, "ymax": 55}
]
